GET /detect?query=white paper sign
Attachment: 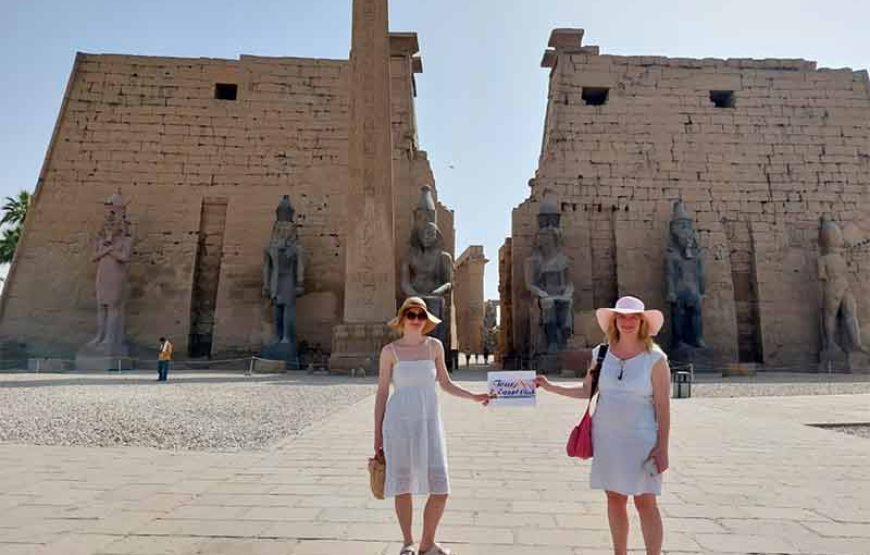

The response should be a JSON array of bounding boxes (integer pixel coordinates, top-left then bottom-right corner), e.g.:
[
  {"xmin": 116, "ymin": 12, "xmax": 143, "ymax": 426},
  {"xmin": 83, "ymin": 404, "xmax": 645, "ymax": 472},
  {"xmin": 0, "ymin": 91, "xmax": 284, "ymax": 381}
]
[{"xmin": 487, "ymin": 371, "xmax": 537, "ymax": 407}]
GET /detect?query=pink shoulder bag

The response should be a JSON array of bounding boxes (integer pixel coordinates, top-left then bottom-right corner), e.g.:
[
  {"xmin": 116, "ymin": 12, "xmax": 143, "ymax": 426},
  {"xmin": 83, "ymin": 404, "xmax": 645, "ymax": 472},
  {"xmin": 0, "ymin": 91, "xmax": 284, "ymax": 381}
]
[{"xmin": 566, "ymin": 344, "xmax": 608, "ymax": 459}]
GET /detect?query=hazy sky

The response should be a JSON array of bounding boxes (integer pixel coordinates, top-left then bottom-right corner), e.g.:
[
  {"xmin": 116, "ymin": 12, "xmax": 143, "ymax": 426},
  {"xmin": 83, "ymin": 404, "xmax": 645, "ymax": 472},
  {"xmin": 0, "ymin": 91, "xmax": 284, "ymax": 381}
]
[{"xmin": 1, "ymin": 0, "xmax": 868, "ymax": 297}]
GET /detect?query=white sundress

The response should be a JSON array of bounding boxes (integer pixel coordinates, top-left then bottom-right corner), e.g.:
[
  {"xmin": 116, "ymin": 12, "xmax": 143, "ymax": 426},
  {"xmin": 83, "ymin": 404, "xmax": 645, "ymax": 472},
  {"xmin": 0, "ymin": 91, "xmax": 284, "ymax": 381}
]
[
  {"xmin": 590, "ymin": 344, "xmax": 666, "ymax": 496},
  {"xmin": 382, "ymin": 339, "xmax": 450, "ymax": 497}
]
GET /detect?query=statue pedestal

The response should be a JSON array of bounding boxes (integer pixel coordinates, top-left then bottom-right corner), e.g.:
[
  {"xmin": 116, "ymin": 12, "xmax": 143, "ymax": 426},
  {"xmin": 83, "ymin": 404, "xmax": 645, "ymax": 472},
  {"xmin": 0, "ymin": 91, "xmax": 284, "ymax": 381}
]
[
  {"xmin": 27, "ymin": 358, "xmax": 74, "ymax": 372},
  {"xmin": 669, "ymin": 344, "xmax": 718, "ymax": 372},
  {"xmin": 534, "ymin": 353, "xmax": 562, "ymax": 375},
  {"xmin": 849, "ymin": 353, "xmax": 870, "ymax": 373},
  {"xmin": 75, "ymin": 353, "xmax": 133, "ymax": 371},
  {"xmin": 76, "ymin": 343, "xmax": 131, "ymax": 371},
  {"xmin": 329, "ymin": 323, "xmax": 396, "ymax": 374},
  {"xmin": 251, "ymin": 358, "xmax": 287, "ymax": 374},
  {"xmin": 820, "ymin": 349, "xmax": 870, "ymax": 373},
  {"xmin": 260, "ymin": 342, "xmax": 299, "ymax": 370},
  {"xmin": 722, "ymin": 363, "xmax": 758, "ymax": 377}
]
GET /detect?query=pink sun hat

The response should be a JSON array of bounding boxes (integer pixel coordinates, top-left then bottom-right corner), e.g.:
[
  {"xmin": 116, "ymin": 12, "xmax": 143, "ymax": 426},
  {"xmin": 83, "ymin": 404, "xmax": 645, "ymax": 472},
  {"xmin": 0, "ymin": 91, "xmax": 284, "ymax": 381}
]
[{"xmin": 595, "ymin": 296, "xmax": 665, "ymax": 336}]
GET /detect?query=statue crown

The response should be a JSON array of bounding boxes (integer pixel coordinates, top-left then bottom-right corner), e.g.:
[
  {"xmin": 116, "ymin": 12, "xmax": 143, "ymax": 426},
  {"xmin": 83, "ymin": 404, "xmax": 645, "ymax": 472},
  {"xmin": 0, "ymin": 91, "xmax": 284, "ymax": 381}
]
[
  {"xmin": 671, "ymin": 200, "xmax": 692, "ymax": 222},
  {"xmin": 276, "ymin": 195, "xmax": 295, "ymax": 222}
]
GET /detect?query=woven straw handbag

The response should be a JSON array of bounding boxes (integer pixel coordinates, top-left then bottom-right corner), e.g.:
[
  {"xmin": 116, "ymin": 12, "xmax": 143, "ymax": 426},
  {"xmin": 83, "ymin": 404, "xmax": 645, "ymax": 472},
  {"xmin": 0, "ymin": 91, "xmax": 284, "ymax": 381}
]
[{"xmin": 368, "ymin": 450, "xmax": 386, "ymax": 500}]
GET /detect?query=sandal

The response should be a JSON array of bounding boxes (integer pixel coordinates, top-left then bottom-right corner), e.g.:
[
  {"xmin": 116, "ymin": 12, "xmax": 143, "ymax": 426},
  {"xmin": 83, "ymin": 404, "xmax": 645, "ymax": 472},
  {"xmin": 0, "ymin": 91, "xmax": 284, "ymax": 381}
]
[
  {"xmin": 399, "ymin": 544, "xmax": 417, "ymax": 555},
  {"xmin": 420, "ymin": 544, "xmax": 452, "ymax": 555}
]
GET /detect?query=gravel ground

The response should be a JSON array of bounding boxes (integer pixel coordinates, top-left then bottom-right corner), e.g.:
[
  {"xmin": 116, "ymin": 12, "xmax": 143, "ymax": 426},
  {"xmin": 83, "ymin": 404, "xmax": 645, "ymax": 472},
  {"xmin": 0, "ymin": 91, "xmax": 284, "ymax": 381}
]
[
  {"xmin": 2, "ymin": 370, "xmax": 869, "ymax": 452},
  {"xmin": 0, "ymin": 372, "xmax": 376, "ymax": 452},
  {"xmin": 690, "ymin": 372, "xmax": 870, "ymax": 397}
]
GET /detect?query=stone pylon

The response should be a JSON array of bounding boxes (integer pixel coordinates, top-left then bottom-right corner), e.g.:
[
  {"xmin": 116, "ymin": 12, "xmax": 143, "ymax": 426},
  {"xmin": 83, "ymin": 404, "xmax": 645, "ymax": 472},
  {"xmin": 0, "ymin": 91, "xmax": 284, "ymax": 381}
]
[{"xmin": 330, "ymin": 0, "xmax": 397, "ymax": 372}]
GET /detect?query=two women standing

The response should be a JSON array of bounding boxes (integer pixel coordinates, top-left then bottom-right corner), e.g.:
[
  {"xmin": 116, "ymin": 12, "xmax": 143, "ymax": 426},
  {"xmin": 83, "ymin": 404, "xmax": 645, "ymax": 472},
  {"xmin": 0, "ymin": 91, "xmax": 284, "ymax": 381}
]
[{"xmin": 374, "ymin": 295, "xmax": 672, "ymax": 555}]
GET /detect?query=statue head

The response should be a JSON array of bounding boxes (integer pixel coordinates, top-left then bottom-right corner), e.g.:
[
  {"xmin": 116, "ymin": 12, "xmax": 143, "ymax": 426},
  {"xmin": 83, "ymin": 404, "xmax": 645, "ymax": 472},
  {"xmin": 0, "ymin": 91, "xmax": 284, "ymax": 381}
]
[
  {"xmin": 819, "ymin": 215, "xmax": 844, "ymax": 254},
  {"xmin": 535, "ymin": 226, "xmax": 562, "ymax": 256},
  {"xmin": 537, "ymin": 190, "xmax": 561, "ymax": 230},
  {"xmin": 669, "ymin": 201, "xmax": 698, "ymax": 256},
  {"xmin": 270, "ymin": 196, "xmax": 299, "ymax": 245},
  {"xmin": 419, "ymin": 222, "xmax": 443, "ymax": 250},
  {"xmin": 276, "ymin": 195, "xmax": 295, "ymax": 223},
  {"xmin": 270, "ymin": 220, "xmax": 297, "ymax": 244},
  {"xmin": 102, "ymin": 190, "xmax": 130, "ymax": 238}
]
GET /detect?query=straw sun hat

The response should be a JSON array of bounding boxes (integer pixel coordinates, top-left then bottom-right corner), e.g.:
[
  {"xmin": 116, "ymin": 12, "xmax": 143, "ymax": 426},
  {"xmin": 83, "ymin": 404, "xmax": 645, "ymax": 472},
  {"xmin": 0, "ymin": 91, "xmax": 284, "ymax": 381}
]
[
  {"xmin": 595, "ymin": 296, "xmax": 664, "ymax": 336},
  {"xmin": 388, "ymin": 297, "xmax": 441, "ymax": 335}
]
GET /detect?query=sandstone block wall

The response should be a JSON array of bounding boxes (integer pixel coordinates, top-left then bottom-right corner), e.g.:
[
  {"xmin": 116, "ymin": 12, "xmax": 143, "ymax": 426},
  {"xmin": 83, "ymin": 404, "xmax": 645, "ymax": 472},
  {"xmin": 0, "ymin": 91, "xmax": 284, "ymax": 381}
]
[
  {"xmin": 506, "ymin": 30, "xmax": 870, "ymax": 369},
  {"xmin": 1, "ymin": 41, "xmax": 452, "ymax": 359}
]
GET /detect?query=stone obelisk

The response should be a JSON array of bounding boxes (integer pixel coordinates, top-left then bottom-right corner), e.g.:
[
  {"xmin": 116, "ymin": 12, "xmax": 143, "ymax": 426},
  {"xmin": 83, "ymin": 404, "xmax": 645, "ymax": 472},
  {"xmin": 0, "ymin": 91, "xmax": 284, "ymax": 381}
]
[{"xmin": 330, "ymin": 0, "xmax": 397, "ymax": 372}]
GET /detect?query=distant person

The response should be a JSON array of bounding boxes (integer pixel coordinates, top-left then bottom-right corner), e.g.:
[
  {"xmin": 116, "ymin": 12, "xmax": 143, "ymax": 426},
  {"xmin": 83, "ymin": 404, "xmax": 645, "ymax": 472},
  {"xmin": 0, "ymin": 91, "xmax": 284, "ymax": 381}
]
[
  {"xmin": 157, "ymin": 337, "xmax": 173, "ymax": 382},
  {"xmin": 536, "ymin": 296, "xmax": 671, "ymax": 555}
]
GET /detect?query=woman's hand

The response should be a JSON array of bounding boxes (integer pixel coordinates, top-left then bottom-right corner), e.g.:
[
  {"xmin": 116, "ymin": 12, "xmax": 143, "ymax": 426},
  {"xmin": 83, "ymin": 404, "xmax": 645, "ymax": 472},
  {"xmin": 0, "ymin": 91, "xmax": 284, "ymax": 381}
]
[
  {"xmin": 534, "ymin": 375, "xmax": 551, "ymax": 391},
  {"xmin": 374, "ymin": 431, "xmax": 383, "ymax": 454},
  {"xmin": 472, "ymin": 392, "xmax": 495, "ymax": 406},
  {"xmin": 647, "ymin": 444, "xmax": 669, "ymax": 474}
]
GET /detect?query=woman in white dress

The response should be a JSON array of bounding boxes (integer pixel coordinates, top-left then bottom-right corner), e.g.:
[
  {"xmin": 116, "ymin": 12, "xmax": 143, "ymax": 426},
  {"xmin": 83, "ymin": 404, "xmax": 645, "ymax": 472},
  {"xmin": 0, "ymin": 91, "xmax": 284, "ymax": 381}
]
[
  {"xmin": 374, "ymin": 297, "xmax": 493, "ymax": 555},
  {"xmin": 536, "ymin": 296, "xmax": 671, "ymax": 555}
]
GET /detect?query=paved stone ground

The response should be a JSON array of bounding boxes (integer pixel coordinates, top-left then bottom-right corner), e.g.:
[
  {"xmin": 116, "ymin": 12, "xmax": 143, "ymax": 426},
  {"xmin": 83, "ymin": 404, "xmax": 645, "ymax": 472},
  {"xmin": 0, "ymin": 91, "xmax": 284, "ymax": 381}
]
[{"xmin": 0, "ymin": 373, "xmax": 869, "ymax": 554}]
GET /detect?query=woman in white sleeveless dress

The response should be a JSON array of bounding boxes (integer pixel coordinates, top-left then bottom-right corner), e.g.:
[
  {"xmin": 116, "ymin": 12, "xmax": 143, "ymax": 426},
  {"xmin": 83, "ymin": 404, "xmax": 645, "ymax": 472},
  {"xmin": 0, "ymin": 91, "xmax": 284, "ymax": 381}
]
[
  {"xmin": 374, "ymin": 297, "xmax": 493, "ymax": 555},
  {"xmin": 536, "ymin": 296, "xmax": 671, "ymax": 555}
]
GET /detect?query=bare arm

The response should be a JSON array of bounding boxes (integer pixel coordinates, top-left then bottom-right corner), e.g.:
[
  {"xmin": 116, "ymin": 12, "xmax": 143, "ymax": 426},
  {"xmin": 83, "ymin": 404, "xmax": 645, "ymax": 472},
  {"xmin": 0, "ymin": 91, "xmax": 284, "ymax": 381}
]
[
  {"xmin": 818, "ymin": 257, "xmax": 827, "ymax": 281},
  {"xmin": 373, "ymin": 346, "xmax": 394, "ymax": 453},
  {"xmin": 561, "ymin": 255, "xmax": 575, "ymax": 299},
  {"xmin": 107, "ymin": 238, "xmax": 132, "ymax": 263},
  {"xmin": 263, "ymin": 249, "xmax": 271, "ymax": 294},
  {"xmin": 648, "ymin": 356, "xmax": 671, "ymax": 472},
  {"xmin": 433, "ymin": 339, "xmax": 486, "ymax": 402},
  {"xmin": 524, "ymin": 258, "xmax": 548, "ymax": 298},
  {"xmin": 295, "ymin": 246, "xmax": 305, "ymax": 296},
  {"xmin": 93, "ymin": 239, "xmax": 112, "ymax": 262},
  {"xmin": 666, "ymin": 255, "xmax": 677, "ymax": 301},
  {"xmin": 536, "ymin": 360, "xmax": 593, "ymax": 399}
]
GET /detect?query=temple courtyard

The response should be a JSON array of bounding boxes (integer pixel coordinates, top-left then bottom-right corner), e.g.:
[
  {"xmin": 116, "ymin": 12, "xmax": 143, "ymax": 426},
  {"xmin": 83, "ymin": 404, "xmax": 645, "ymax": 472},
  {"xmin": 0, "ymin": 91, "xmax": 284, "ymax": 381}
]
[{"xmin": 0, "ymin": 371, "xmax": 869, "ymax": 554}]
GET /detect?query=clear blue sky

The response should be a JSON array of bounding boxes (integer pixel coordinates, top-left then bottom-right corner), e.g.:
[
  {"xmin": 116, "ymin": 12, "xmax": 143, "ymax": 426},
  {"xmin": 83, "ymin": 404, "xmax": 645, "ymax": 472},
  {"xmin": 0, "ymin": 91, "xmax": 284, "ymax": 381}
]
[{"xmin": 1, "ymin": 0, "xmax": 868, "ymax": 298}]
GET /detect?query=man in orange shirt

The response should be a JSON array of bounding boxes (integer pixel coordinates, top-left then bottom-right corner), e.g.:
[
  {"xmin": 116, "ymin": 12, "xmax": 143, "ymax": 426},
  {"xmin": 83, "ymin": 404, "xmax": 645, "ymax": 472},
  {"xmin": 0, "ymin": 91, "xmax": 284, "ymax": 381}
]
[{"xmin": 157, "ymin": 337, "xmax": 173, "ymax": 382}]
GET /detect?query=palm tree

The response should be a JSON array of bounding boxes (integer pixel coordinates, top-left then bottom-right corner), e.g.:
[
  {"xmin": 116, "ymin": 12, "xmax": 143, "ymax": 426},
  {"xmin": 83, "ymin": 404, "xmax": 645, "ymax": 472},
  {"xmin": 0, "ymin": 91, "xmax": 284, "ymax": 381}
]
[
  {"xmin": 1, "ymin": 191, "xmax": 31, "ymax": 227},
  {"xmin": 0, "ymin": 190, "xmax": 31, "ymax": 264}
]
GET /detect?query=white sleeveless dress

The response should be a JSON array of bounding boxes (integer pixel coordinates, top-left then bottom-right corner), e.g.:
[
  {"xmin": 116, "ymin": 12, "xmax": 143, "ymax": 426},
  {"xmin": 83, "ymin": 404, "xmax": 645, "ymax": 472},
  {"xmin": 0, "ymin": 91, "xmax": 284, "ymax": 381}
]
[
  {"xmin": 382, "ymin": 339, "xmax": 450, "ymax": 497},
  {"xmin": 590, "ymin": 344, "xmax": 666, "ymax": 496}
]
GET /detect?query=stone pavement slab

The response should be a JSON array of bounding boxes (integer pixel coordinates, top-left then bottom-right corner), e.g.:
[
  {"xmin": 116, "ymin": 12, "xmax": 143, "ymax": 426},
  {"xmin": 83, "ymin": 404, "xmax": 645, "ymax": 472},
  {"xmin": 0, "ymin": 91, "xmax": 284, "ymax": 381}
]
[{"xmin": 0, "ymin": 378, "xmax": 869, "ymax": 553}]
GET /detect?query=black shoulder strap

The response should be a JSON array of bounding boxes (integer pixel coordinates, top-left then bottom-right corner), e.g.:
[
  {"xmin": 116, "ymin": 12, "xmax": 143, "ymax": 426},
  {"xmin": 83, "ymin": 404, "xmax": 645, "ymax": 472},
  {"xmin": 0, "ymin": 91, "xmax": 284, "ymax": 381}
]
[
  {"xmin": 596, "ymin": 344, "xmax": 609, "ymax": 364},
  {"xmin": 590, "ymin": 343, "xmax": 609, "ymax": 397}
]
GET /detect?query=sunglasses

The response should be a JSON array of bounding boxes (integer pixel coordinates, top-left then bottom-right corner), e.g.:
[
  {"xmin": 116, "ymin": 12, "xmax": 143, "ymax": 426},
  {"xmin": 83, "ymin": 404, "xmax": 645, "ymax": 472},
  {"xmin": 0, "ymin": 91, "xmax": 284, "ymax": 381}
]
[{"xmin": 403, "ymin": 310, "xmax": 427, "ymax": 321}]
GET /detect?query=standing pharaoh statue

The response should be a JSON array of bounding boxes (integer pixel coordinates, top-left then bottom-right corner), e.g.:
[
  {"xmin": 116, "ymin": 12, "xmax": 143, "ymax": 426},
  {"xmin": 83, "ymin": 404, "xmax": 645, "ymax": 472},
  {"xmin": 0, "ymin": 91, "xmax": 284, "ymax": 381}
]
[
  {"xmin": 262, "ymin": 195, "xmax": 305, "ymax": 367},
  {"xmin": 818, "ymin": 216, "xmax": 865, "ymax": 359},
  {"xmin": 524, "ymin": 195, "xmax": 574, "ymax": 355},
  {"xmin": 401, "ymin": 186, "xmax": 453, "ymax": 347},
  {"xmin": 666, "ymin": 200, "xmax": 706, "ymax": 349},
  {"xmin": 84, "ymin": 191, "xmax": 133, "ymax": 358}
]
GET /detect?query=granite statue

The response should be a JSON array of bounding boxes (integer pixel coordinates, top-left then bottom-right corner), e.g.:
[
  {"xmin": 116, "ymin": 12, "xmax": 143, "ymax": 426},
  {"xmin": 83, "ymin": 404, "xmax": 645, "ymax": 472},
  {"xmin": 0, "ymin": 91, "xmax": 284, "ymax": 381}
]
[
  {"xmin": 666, "ymin": 200, "xmax": 707, "ymax": 349},
  {"xmin": 262, "ymin": 195, "xmax": 305, "ymax": 367}
]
